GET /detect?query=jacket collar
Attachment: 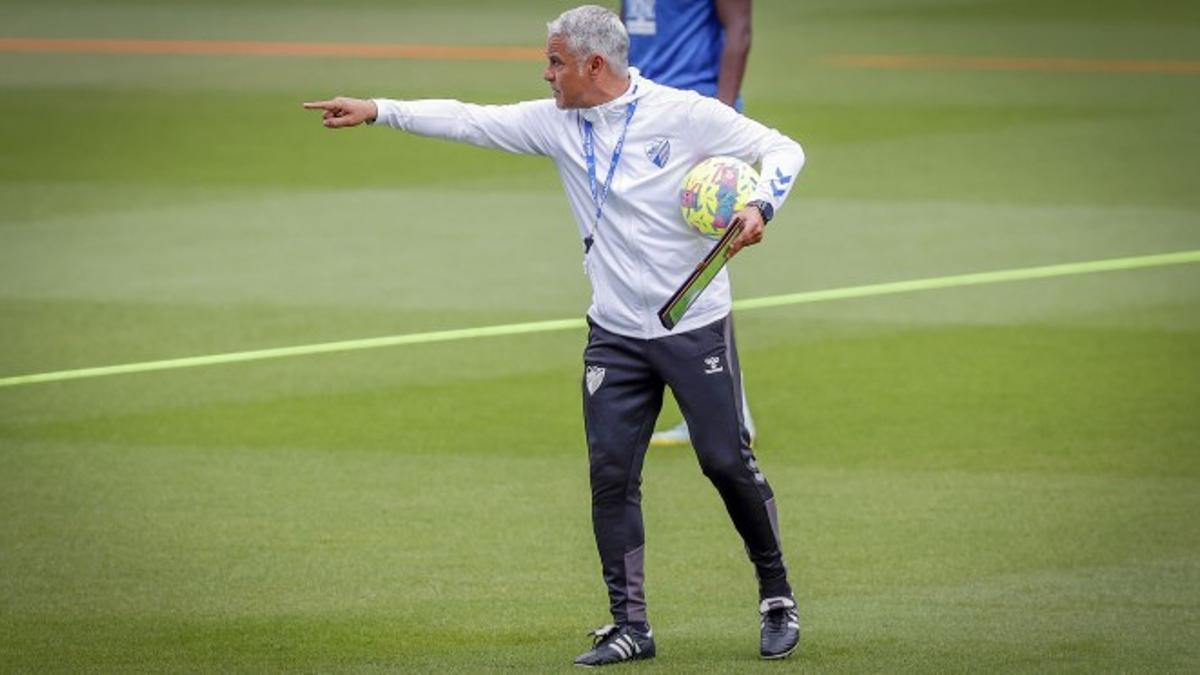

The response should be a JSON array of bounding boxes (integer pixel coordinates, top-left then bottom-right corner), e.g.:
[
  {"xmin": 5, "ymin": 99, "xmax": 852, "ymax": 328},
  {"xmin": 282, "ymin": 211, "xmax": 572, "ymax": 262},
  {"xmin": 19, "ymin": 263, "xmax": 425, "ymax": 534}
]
[{"xmin": 579, "ymin": 68, "xmax": 645, "ymax": 127}]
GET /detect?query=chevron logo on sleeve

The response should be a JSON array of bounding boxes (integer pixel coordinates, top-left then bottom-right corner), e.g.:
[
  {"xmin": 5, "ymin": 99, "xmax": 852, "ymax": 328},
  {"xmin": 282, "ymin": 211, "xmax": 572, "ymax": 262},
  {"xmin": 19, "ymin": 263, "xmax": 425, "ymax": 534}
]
[{"xmin": 769, "ymin": 168, "xmax": 793, "ymax": 198}]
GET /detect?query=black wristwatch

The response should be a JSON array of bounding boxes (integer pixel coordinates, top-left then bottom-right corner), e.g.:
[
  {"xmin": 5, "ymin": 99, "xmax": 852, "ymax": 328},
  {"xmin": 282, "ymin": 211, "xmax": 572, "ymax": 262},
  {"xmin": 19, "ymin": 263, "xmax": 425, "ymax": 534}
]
[{"xmin": 746, "ymin": 199, "xmax": 774, "ymax": 223}]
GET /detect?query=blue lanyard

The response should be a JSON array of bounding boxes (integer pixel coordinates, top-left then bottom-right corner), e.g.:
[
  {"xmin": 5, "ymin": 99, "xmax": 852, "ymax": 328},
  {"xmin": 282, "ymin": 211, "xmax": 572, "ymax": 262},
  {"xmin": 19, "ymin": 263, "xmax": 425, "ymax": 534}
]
[{"xmin": 582, "ymin": 95, "xmax": 638, "ymax": 253}]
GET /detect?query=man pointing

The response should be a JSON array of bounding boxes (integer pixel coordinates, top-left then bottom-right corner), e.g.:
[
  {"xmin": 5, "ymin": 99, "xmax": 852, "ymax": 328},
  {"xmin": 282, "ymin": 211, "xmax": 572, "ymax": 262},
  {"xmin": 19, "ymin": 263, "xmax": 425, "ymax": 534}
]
[{"xmin": 304, "ymin": 4, "xmax": 804, "ymax": 666}]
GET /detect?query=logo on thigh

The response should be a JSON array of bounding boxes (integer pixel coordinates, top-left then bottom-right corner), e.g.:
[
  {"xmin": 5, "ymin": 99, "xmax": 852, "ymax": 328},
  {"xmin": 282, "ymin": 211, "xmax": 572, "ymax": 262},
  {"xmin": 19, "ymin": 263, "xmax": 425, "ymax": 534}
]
[
  {"xmin": 586, "ymin": 365, "xmax": 607, "ymax": 395},
  {"xmin": 704, "ymin": 355, "xmax": 723, "ymax": 374}
]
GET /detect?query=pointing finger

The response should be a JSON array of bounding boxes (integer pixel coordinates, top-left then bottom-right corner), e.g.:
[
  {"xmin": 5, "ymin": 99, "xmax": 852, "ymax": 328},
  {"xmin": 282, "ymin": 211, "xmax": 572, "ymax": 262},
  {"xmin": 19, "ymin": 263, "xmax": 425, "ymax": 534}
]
[
  {"xmin": 302, "ymin": 100, "xmax": 334, "ymax": 110},
  {"xmin": 324, "ymin": 115, "xmax": 359, "ymax": 128}
]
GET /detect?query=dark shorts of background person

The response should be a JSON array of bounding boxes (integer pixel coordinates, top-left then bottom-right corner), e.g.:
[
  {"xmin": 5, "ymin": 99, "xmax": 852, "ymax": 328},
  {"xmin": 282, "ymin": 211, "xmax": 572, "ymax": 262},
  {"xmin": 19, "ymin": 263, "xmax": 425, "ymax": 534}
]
[{"xmin": 581, "ymin": 313, "xmax": 791, "ymax": 628}]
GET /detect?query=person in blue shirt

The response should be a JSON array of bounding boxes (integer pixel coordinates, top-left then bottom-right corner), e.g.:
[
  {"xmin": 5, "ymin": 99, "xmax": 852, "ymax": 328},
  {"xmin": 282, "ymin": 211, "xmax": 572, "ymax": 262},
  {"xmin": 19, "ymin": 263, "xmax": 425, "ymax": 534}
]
[
  {"xmin": 622, "ymin": 0, "xmax": 759, "ymax": 446},
  {"xmin": 624, "ymin": 0, "xmax": 751, "ymax": 109}
]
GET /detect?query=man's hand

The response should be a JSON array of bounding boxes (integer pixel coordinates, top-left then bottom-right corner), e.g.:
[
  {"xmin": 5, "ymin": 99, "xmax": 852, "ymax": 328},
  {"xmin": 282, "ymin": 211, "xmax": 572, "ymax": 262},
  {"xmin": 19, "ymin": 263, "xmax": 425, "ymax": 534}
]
[
  {"xmin": 727, "ymin": 205, "xmax": 766, "ymax": 258},
  {"xmin": 302, "ymin": 97, "xmax": 378, "ymax": 128}
]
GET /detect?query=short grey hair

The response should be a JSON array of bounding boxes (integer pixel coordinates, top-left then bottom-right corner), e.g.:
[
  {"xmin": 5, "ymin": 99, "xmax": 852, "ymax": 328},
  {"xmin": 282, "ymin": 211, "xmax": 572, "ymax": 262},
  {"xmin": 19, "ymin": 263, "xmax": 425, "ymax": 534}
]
[{"xmin": 547, "ymin": 5, "xmax": 629, "ymax": 74}]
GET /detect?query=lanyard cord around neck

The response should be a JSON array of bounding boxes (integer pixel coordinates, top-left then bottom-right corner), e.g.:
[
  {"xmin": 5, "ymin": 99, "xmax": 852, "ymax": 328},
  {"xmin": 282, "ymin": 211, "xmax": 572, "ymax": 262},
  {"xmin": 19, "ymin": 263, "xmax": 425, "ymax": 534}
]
[{"xmin": 581, "ymin": 92, "xmax": 638, "ymax": 254}]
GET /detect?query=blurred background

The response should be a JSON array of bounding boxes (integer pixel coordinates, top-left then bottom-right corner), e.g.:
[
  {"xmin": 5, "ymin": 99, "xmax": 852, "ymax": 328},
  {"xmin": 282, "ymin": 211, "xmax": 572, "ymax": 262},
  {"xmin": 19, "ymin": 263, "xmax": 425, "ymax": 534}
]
[{"xmin": 2, "ymin": 0, "xmax": 1198, "ymax": 671}]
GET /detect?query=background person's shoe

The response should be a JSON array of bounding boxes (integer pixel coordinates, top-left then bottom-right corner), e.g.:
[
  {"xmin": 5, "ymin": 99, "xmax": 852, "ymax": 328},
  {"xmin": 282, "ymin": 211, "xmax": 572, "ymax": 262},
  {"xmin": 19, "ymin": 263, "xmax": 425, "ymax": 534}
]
[
  {"xmin": 573, "ymin": 624, "xmax": 656, "ymax": 667},
  {"xmin": 649, "ymin": 420, "xmax": 691, "ymax": 447},
  {"xmin": 649, "ymin": 420, "xmax": 757, "ymax": 447},
  {"xmin": 759, "ymin": 597, "xmax": 800, "ymax": 659}
]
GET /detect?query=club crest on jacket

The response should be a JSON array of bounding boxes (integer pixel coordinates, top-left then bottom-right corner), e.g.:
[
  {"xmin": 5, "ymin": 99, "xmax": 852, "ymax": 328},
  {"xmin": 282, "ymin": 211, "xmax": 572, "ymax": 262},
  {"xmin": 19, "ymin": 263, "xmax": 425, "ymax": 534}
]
[{"xmin": 645, "ymin": 137, "xmax": 671, "ymax": 168}]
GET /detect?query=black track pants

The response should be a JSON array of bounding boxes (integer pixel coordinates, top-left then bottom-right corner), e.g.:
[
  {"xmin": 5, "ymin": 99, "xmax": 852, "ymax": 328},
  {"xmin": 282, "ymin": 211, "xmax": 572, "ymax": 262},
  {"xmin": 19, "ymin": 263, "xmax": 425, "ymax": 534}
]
[{"xmin": 581, "ymin": 314, "xmax": 792, "ymax": 628}]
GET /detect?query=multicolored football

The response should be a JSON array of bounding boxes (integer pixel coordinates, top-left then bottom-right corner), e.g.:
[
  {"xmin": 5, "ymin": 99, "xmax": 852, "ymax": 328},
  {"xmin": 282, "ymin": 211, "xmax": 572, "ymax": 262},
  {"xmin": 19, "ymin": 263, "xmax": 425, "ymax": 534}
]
[{"xmin": 679, "ymin": 156, "xmax": 760, "ymax": 238}]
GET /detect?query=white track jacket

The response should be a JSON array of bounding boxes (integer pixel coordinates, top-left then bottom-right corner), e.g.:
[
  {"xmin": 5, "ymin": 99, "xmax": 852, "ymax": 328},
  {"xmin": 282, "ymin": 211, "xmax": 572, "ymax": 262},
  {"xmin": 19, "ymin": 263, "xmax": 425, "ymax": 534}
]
[{"xmin": 373, "ymin": 69, "xmax": 804, "ymax": 340}]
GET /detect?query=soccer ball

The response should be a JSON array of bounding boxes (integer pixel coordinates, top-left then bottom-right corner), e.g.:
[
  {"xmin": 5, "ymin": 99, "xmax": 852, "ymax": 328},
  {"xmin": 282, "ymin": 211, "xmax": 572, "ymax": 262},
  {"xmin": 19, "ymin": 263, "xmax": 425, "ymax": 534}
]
[{"xmin": 679, "ymin": 156, "xmax": 759, "ymax": 238}]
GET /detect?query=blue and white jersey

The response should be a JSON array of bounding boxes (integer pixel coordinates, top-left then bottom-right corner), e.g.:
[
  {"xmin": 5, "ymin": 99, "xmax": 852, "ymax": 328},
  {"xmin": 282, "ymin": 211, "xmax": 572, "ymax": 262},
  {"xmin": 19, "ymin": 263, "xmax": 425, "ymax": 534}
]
[{"xmin": 624, "ymin": 0, "xmax": 728, "ymax": 103}]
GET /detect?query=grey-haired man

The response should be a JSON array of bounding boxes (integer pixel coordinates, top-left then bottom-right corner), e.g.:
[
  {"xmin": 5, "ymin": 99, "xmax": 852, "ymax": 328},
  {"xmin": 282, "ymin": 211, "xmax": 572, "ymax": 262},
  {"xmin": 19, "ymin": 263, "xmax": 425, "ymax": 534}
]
[{"xmin": 303, "ymin": 5, "xmax": 803, "ymax": 666}]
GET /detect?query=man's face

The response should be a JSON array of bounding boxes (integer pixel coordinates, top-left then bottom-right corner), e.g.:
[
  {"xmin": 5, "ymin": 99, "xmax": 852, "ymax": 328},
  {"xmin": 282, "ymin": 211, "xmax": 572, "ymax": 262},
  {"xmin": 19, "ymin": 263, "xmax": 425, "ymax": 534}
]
[{"xmin": 544, "ymin": 34, "xmax": 588, "ymax": 109}]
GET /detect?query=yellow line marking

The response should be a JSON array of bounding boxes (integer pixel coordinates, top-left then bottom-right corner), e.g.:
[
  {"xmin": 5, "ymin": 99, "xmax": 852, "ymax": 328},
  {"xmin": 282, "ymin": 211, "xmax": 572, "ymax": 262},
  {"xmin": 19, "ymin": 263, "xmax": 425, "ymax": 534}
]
[{"xmin": 3, "ymin": 249, "xmax": 1198, "ymax": 388}]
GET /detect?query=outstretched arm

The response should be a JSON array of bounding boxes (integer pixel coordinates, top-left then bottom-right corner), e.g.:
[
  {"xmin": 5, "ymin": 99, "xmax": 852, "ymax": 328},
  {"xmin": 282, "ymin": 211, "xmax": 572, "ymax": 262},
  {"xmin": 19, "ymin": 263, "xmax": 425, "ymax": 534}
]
[
  {"xmin": 714, "ymin": 0, "xmax": 752, "ymax": 108},
  {"xmin": 303, "ymin": 95, "xmax": 556, "ymax": 156},
  {"xmin": 302, "ymin": 97, "xmax": 378, "ymax": 128}
]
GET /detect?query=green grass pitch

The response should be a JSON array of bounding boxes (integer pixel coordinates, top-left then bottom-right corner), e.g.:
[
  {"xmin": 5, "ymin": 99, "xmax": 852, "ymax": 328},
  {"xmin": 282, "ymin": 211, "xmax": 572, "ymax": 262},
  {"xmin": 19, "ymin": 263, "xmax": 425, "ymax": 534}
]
[{"xmin": 2, "ymin": 0, "xmax": 1199, "ymax": 671}]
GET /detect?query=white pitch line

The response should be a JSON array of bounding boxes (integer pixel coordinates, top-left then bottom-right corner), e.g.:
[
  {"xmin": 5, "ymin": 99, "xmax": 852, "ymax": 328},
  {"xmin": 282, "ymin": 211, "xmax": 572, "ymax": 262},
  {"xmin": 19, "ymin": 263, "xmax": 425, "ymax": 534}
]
[{"xmin": 1, "ymin": 249, "xmax": 1198, "ymax": 388}]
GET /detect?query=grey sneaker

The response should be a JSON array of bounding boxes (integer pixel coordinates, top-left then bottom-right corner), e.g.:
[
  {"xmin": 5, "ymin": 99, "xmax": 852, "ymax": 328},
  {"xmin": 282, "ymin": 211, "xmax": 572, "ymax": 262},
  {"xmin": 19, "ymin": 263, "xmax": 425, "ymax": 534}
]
[
  {"xmin": 573, "ymin": 624, "xmax": 656, "ymax": 667},
  {"xmin": 649, "ymin": 419, "xmax": 757, "ymax": 448},
  {"xmin": 649, "ymin": 420, "xmax": 691, "ymax": 447},
  {"xmin": 760, "ymin": 596, "xmax": 800, "ymax": 659}
]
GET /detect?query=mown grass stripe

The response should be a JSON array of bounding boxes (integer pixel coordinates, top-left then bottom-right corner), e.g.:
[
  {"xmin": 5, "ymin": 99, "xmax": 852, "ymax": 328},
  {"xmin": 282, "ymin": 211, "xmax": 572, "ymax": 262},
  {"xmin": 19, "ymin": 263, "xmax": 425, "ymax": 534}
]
[
  {"xmin": 6, "ymin": 41, "xmax": 1198, "ymax": 75},
  {"xmin": 0, "ymin": 38, "xmax": 544, "ymax": 61},
  {"xmin": 828, "ymin": 54, "xmax": 1200, "ymax": 75},
  {"xmin": 2, "ymin": 249, "xmax": 1198, "ymax": 388}
]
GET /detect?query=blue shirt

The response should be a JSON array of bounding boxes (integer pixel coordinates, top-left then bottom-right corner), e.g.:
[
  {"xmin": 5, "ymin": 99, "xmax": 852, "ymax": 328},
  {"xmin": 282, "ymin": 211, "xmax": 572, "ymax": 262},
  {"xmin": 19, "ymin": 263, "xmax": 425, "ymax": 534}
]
[{"xmin": 624, "ymin": 0, "xmax": 743, "ymax": 110}]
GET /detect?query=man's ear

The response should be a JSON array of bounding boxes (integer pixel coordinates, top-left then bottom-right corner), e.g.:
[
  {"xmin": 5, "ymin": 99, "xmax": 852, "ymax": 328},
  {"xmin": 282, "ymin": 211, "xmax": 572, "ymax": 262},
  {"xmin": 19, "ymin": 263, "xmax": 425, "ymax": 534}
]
[{"xmin": 586, "ymin": 54, "xmax": 607, "ymax": 78}]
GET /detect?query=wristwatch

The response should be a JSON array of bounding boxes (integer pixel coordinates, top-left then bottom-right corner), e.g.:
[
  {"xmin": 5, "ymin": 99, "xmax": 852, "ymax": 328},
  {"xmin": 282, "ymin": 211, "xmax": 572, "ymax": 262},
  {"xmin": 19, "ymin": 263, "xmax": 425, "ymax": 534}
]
[{"xmin": 746, "ymin": 199, "xmax": 774, "ymax": 223}]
